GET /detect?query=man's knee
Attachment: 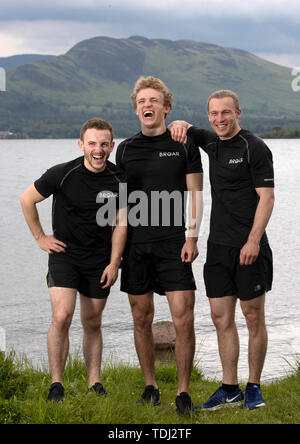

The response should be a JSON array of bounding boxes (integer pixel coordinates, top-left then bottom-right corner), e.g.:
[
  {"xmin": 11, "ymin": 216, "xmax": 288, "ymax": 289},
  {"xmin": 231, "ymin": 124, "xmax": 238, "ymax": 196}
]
[
  {"xmin": 132, "ymin": 308, "xmax": 154, "ymax": 332},
  {"xmin": 129, "ymin": 293, "xmax": 154, "ymax": 331},
  {"xmin": 244, "ymin": 310, "xmax": 266, "ymax": 336},
  {"xmin": 211, "ymin": 309, "xmax": 235, "ymax": 332},
  {"xmin": 241, "ymin": 296, "xmax": 266, "ymax": 336},
  {"xmin": 173, "ymin": 310, "xmax": 194, "ymax": 335},
  {"xmin": 209, "ymin": 296, "xmax": 237, "ymax": 332},
  {"xmin": 52, "ymin": 310, "xmax": 73, "ymax": 331}
]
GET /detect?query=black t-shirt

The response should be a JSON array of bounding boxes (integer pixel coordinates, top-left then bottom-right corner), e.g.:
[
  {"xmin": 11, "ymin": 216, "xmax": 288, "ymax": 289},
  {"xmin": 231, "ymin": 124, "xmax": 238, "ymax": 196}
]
[
  {"xmin": 34, "ymin": 156, "xmax": 126, "ymax": 258},
  {"xmin": 116, "ymin": 130, "xmax": 203, "ymax": 243},
  {"xmin": 187, "ymin": 127, "xmax": 274, "ymax": 248}
]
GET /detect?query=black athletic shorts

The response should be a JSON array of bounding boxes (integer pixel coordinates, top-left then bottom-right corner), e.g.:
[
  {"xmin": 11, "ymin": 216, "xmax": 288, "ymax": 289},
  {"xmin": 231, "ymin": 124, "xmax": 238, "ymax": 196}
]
[
  {"xmin": 121, "ymin": 236, "xmax": 196, "ymax": 296},
  {"xmin": 203, "ymin": 241, "xmax": 273, "ymax": 301},
  {"xmin": 47, "ymin": 253, "xmax": 110, "ymax": 299}
]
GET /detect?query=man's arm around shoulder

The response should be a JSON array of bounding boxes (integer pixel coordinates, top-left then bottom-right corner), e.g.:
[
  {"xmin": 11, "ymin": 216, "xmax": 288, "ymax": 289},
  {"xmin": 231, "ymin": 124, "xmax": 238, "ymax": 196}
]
[{"xmin": 168, "ymin": 120, "xmax": 192, "ymax": 144}]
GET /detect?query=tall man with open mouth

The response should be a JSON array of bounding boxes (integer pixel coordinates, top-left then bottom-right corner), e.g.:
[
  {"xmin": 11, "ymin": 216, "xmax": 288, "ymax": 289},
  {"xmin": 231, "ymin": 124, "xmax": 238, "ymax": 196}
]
[{"xmin": 116, "ymin": 76, "xmax": 203, "ymax": 415}]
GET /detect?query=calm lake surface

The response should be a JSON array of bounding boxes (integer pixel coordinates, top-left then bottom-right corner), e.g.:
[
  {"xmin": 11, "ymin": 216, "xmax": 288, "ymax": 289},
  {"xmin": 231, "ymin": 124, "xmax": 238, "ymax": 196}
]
[{"xmin": 0, "ymin": 138, "xmax": 299, "ymax": 382}]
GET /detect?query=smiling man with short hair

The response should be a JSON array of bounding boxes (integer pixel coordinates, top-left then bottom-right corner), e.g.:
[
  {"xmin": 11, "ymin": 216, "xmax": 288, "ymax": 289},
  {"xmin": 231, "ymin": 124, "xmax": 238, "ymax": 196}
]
[
  {"xmin": 169, "ymin": 89, "xmax": 275, "ymax": 410},
  {"xmin": 20, "ymin": 118, "xmax": 127, "ymax": 401}
]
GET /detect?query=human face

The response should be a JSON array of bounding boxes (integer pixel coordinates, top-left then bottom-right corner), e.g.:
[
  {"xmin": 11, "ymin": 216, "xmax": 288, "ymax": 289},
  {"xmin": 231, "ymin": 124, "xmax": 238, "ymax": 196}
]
[
  {"xmin": 78, "ymin": 128, "xmax": 114, "ymax": 173},
  {"xmin": 135, "ymin": 88, "xmax": 171, "ymax": 134},
  {"xmin": 207, "ymin": 97, "xmax": 242, "ymax": 140}
]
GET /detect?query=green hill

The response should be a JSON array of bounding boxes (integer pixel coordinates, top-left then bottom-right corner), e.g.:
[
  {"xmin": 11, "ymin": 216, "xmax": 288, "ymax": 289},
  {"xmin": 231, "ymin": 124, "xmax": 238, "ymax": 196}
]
[
  {"xmin": 0, "ymin": 54, "xmax": 54, "ymax": 70},
  {"xmin": 0, "ymin": 35, "xmax": 299, "ymax": 138}
]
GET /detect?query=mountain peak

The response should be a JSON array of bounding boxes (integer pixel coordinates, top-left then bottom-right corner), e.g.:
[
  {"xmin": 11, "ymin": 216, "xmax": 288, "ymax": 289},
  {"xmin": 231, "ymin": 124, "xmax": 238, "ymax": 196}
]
[{"xmin": 1, "ymin": 35, "xmax": 299, "ymax": 138}]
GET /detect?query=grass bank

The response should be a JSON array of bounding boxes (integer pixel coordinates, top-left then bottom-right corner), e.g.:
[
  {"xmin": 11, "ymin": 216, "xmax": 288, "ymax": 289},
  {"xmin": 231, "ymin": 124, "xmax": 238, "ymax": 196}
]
[{"xmin": 0, "ymin": 350, "xmax": 299, "ymax": 424}]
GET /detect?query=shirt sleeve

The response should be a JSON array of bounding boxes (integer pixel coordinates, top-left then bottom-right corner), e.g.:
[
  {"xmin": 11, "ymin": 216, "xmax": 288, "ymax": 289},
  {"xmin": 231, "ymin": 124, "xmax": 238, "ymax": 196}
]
[
  {"xmin": 115, "ymin": 141, "xmax": 126, "ymax": 171},
  {"xmin": 185, "ymin": 137, "xmax": 203, "ymax": 174},
  {"xmin": 115, "ymin": 168, "xmax": 129, "ymax": 209},
  {"xmin": 187, "ymin": 126, "xmax": 216, "ymax": 150},
  {"xmin": 250, "ymin": 140, "xmax": 275, "ymax": 188},
  {"xmin": 34, "ymin": 165, "xmax": 61, "ymax": 198}
]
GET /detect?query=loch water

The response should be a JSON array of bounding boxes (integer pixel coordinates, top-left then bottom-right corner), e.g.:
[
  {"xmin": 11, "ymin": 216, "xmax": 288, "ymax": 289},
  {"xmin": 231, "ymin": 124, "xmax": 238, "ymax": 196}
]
[{"xmin": 0, "ymin": 138, "xmax": 299, "ymax": 382}]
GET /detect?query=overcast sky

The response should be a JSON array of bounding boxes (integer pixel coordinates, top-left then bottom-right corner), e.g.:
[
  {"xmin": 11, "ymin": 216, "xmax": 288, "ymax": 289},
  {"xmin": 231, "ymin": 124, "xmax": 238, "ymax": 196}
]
[{"xmin": 0, "ymin": 0, "xmax": 299, "ymax": 67}]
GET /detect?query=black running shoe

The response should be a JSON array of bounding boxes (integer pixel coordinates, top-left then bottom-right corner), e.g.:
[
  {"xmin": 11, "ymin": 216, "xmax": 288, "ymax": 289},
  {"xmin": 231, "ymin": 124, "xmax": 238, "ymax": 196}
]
[
  {"xmin": 89, "ymin": 382, "xmax": 107, "ymax": 396},
  {"xmin": 47, "ymin": 382, "xmax": 64, "ymax": 402},
  {"xmin": 176, "ymin": 392, "xmax": 199, "ymax": 415},
  {"xmin": 138, "ymin": 385, "xmax": 160, "ymax": 406}
]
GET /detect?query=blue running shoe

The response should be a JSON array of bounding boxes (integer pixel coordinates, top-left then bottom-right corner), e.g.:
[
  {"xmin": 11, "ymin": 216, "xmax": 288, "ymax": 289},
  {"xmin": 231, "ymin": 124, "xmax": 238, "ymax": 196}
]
[
  {"xmin": 244, "ymin": 384, "xmax": 265, "ymax": 409},
  {"xmin": 201, "ymin": 387, "xmax": 244, "ymax": 411}
]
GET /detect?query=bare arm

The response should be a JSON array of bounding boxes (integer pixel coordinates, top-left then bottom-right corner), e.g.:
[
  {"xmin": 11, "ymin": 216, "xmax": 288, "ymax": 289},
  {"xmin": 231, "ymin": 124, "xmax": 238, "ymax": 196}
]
[
  {"xmin": 20, "ymin": 184, "xmax": 66, "ymax": 254},
  {"xmin": 101, "ymin": 206, "xmax": 128, "ymax": 288},
  {"xmin": 168, "ymin": 120, "xmax": 192, "ymax": 144},
  {"xmin": 181, "ymin": 172, "xmax": 204, "ymax": 263},
  {"xmin": 240, "ymin": 187, "xmax": 275, "ymax": 265}
]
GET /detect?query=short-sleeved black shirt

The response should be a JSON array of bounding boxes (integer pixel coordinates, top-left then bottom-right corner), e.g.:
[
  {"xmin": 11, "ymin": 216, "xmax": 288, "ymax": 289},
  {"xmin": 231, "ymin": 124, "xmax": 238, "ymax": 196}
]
[
  {"xmin": 187, "ymin": 127, "xmax": 274, "ymax": 248},
  {"xmin": 116, "ymin": 130, "xmax": 203, "ymax": 243},
  {"xmin": 34, "ymin": 156, "xmax": 126, "ymax": 258}
]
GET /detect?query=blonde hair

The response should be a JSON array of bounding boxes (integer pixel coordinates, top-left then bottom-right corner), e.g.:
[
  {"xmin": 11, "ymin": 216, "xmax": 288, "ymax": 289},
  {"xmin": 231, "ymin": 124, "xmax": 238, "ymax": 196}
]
[
  {"xmin": 131, "ymin": 76, "xmax": 173, "ymax": 110},
  {"xmin": 207, "ymin": 90, "xmax": 241, "ymax": 112}
]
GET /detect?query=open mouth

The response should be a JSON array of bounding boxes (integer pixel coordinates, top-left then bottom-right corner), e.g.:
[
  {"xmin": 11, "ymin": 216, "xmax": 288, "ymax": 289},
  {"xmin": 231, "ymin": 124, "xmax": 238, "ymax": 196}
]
[
  {"xmin": 143, "ymin": 110, "xmax": 154, "ymax": 119},
  {"xmin": 92, "ymin": 153, "xmax": 105, "ymax": 161}
]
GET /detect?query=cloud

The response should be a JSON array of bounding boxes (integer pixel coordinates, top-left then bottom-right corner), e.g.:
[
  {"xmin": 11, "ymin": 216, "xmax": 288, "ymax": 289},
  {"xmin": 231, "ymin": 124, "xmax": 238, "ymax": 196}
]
[
  {"xmin": 0, "ymin": 32, "xmax": 24, "ymax": 57},
  {"xmin": 255, "ymin": 53, "xmax": 300, "ymax": 68},
  {"xmin": 112, "ymin": 0, "xmax": 300, "ymax": 23},
  {"xmin": 0, "ymin": 0, "xmax": 299, "ymax": 64},
  {"xmin": 0, "ymin": 20, "xmax": 123, "ymax": 56},
  {"xmin": 1, "ymin": 0, "xmax": 300, "ymax": 22}
]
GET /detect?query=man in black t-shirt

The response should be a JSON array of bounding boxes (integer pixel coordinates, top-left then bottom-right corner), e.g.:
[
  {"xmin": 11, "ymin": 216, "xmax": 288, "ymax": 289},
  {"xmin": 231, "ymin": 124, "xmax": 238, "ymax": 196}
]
[
  {"xmin": 116, "ymin": 76, "xmax": 203, "ymax": 415},
  {"xmin": 20, "ymin": 118, "xmax": 127, "ymax": 401},
  {"xmin": 169, "ymin": 90, "xmax": 275, "ymax": 410}
]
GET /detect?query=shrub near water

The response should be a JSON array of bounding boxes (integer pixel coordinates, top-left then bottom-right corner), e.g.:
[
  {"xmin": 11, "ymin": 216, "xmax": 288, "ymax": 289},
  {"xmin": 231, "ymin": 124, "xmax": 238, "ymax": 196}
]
[{"xmin": 0, "ymin": 351, "xmax": 30, "ymax": 399}]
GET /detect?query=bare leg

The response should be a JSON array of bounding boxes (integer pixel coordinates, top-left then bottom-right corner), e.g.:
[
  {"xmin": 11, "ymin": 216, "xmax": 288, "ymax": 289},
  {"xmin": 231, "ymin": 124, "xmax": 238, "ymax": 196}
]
[
  {"xmin": 80, "ymin": 295, "xmax": 107, "ymax": 388},
  {"xmin": 48, "ymin": 287, "xmax": 77, "ymax": 384},
  {"xmin": 209, "ymin": 296, "xmax": 239, "ymax": 384},
  {"xmin": 166, "ymin": 290, "xmax": 195, "ymax": 395},
  {"xmin": 240, "ymin": 293, "xmax": 268, "ymax": 384},
  {"xmin": 128, "ymin": 292, "xmax": 158, "ymax": 388}
]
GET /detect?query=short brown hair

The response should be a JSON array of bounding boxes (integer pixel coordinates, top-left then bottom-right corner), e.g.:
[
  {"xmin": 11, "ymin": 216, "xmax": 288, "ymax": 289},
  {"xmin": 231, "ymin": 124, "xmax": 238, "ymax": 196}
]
[
  {"xmin": 207, "ymin": 90, "xmax": 241, "ymax": 112},
  {"xmin": 131, "ymin": 76, "xmax": 173, "ymax": 110},
  {"xmin": 80, "ymin": 118, "xmax": 114, "ymax": 141}
]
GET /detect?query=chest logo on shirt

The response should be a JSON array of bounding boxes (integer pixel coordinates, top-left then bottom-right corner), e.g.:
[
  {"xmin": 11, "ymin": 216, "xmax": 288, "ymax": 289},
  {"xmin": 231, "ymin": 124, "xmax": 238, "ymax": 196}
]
[
  {"xmin": 97, "ymin": 191, "xmax": 118, "ymax": 198},
  {"xmin": 228, "ymin": 157, "xmax": 244, "ymax": 165},
  {"xmin": 159, "ymin": 151, "xmax": 180, "ymax": 158}
]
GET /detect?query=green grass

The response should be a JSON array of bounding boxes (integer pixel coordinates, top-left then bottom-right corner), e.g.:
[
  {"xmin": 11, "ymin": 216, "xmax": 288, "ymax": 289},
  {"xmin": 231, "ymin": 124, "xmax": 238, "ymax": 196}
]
[{"xmin": 0, "ymin": 350, "xmax": 299, "ymax": 424}]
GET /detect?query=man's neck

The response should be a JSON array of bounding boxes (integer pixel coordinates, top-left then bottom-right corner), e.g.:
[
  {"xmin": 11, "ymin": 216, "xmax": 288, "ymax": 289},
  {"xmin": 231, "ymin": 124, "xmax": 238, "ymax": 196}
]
[{"xmin": 141, "ymin": 124, "xmax": 167, "ymax": 137}]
